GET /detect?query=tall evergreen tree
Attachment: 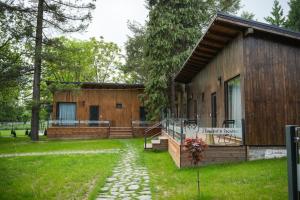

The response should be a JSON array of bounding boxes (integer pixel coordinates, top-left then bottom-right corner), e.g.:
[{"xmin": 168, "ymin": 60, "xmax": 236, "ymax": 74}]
[
  {"xmin": 286, "ymin": 0, "xmax": 300, "ymax": 31},
  {"xmin": 143, "ymin": 0, "xmax": 240, "ymax": 119},
  {"xmin": 241, "ymin": 11, "xmax": 255, "ymax": 20},
  {"xmin": 124, "ymin": 21, "xmax": 148, "ymax": 84},
  {"xmin": 1, "ymin": 0, "xmax": 95, "ymax": 140},
  {"xmin": 264, "ymin": 0, "xmax": 286, "ymax": 27}
]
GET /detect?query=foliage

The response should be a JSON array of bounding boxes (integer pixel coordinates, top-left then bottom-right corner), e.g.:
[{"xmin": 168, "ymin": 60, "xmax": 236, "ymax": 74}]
[
  {"xmin": 43, "ymin": 37, "xmax": 126, "ymax": 83},
  {"xmin": 0, "ymin": 88, "xmax": 22, "ymax": 122},
  {"xmin": 183, "ymin": 138, "xmax": 208, "ymax": 165},
  {"xmin": 286, "ymin": 0, "xmax": 300, "ymax": 31},
  {"xmin": 1, "ymin": 0, "xmax": 96, "ymax": 140},
  {"xmin": 264, "ymin": 0, "xmax": 286, "ymax": 27},
  {"xmin": 141, "ymin": 0, "xmax": 240, "ymax": 120},
  {"xmin": 241, "ymin": 11, "xmax": 255, "ymax": 20},
  {"xmin": 0, "ymin": 4, "xmax": 34, "ymax": 121},
  {"xmin": 123, "ymin": 21, "xmax": 148, "ymax": 83}
]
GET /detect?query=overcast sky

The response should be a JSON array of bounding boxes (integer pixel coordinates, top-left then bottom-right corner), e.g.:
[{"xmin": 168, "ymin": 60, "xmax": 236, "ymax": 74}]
[{"xmin": 69, "ymin": 0, "xmax": 290, "ymax": 49}]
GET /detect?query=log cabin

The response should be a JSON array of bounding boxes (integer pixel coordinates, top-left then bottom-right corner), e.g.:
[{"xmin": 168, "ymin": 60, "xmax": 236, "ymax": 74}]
[
  {"xmin": 156, "ymin": 12, "xmax": 300, "ymax": 167},
  {"xmin": 47, "ymin": 82, "xmax": 150, "ymax": 139}
]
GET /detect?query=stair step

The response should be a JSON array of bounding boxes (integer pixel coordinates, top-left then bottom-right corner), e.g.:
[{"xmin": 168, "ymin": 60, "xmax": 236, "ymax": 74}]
[
  {"xmin": 151, "ymin": 139, "xmax": 160, "ymax": 144},
  {"xmin": 109, "ymin": 135, "xmax": 133, "ymax": 139},
  {"xmin": 110, "ymin": 131, "xmax": 132, "ymax": 135},
  {"xmin": 145, "ymin": 143, "xmax": 153, "ymax": 149},
  {"xmin": 110, "ymin": 130, "xmax": 132, "ymax": 132},
  {"xmin": 158, "ymin": 136, "xmax": 168, "ymax": 140}
]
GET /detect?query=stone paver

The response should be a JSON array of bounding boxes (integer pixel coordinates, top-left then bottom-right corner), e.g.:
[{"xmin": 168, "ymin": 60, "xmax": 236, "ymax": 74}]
[
  {"xmin": 97, "ymin": 148, "xmax": 151, "ymax": 200},
  {"xmin": 0, "ymin": 149, "xmax": 120, "ymax": 158}
]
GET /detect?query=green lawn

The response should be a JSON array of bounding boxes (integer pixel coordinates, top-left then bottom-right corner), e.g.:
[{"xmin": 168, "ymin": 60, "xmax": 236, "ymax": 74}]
[
  {"xmin": 131, "ymin": 140, "xmax": 288, "ymax": 200},
  {"xmin": 0, "ymin": 130, "xmax": 29, "ymax": 137},
  {"xmin": 0, "ymin": 137, "xmax": 124, "ymax": 153},
  {"xmin": 0, "ymin": 137, "xmax": 288, "ymax": 200},
  {"xmin": 0, "ymin": 137, "xmax": 124, "ymax": 200},
  {"xmin": 0, "ymin": 154, "xmax": 119, "ymax": 200}
]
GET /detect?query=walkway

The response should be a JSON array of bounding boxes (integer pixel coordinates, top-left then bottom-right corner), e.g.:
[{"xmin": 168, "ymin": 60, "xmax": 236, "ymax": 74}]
[
  {"xmin": 0, "ymin": 149, "xmax": 120, "ymax": 158},
  {"xmin": 97, "ymin": 148, "xmax": 151, "ymax": 200}
]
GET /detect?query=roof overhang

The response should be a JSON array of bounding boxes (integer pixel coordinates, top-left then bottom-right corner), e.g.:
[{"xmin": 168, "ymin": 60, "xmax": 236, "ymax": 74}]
[
  {"xmin": 47, "ymin": 81, "xmax": 144, "ymax": 89},
  {"xmin": 175, "ymin": 12, "xmax": 300, "ymax": 83}
]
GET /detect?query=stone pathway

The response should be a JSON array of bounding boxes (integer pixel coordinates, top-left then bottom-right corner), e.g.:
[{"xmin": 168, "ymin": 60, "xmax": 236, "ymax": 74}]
[
  {"xmin": 97, "ymin": 148, "xmax": 151, "ymax": 200},
  {"xmin": 0, "ymin": 149, "xmax": 120, "ymax": 158}
]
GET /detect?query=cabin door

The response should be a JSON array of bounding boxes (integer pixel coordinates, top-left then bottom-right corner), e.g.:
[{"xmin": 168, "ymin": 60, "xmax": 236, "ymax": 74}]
[
  {"xmin": 140, "ymin": 107, "xmax": 146, "ymax": 121},
  {"xmin": 211, "ymin": 93, "xmax": 217, "ymax": 127},
  {"xmin": 89, "ymin": 105, "xmax": 99, "ymax": 126}
]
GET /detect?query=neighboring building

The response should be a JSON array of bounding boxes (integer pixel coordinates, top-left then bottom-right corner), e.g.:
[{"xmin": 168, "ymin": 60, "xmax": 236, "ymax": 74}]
[
  {"xmin": 155, "ymin": 12, "xmax": 300, "ymax": 167},
  {"xmin": 47, "ymin": 82, "xmax": 148, "ymax": 139}
]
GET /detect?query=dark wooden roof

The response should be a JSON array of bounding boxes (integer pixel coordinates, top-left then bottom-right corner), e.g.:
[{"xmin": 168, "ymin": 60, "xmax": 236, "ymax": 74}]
[
  {"xmin": 175, "ymin": 12, "xmax": 300, "ymax": 83},
  {"xmin": 48, "ymin": 82, "xmax": 144, "ymax": 89}
]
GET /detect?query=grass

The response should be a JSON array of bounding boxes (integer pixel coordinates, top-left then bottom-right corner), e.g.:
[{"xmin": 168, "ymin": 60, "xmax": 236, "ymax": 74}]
[
  {"xmin": 0, "ymin": 130, "xmax": 29, "ymax": 137},
  {"xmin": 130, "ymin": 139, "xmax": 287, "ymax": 200},
  {"xmin": 0, "ymin": 137, "xmax": 123, "ymax": 200},
  {"xmin": 0, "ymin": 137, "xmax": 124, "ymax": 154},
  {"xmin": 0, "ymin": 154, "xmax": 119, "ymax": 200},
  {"xmin": 0, "ymin": 137, "xmax": 288, "ymax": 200}
]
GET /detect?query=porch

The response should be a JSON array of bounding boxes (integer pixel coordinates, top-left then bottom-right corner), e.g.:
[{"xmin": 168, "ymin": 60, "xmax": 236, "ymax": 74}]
[
  {"xmin": 144, "ymin": 118, "xmax": 247, "ymax": 168},
  {"xmin": 47, "ymin": 120, "xmax": 160, "ymax": 139}
]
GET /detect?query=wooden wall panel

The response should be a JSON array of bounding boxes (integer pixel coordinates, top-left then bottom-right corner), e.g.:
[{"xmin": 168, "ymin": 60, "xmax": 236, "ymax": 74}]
[
  {"xmin": 183, "ymin": 34, "xmax": 244, "ymax": 127},
  {"xmin": 244, "ymin": 36, "xmax": 300, "ymax": 145},
  {"xmin": 52, "ymin": 88, "xmax": 144, "ymax": 127},
  {"xmin": 164, "ymin": 131, "xmax": 181, "ymax": 168},
  {"xmin": 180, "ymin": 146, "xmax": 246, "ymax": 167}
]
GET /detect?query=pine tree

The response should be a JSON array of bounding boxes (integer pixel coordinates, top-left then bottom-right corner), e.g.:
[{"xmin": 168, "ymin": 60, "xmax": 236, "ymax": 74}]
[
  {"xmin": 264, "ymin": 0, "xmax": 286, "ymax": 27},
  {"xmin": 143, "ymin": 0, "xmax": 240, "ymax": 119},
  {"xmin": 1, "ymin": 0, "xmax": 95, "ymax": 141},
  {"xmin": 241, "ymin": 11, "xmax": 255, "ymax": 20},
  {"xmin": 286, "ymin": 0, "xmax": 300, "ymax": 31}
]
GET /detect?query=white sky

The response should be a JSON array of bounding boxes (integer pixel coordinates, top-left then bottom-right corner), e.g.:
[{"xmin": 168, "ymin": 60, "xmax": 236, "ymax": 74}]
[{"xmin": 68, "ymin": 0, "xmax": 290, "ymax": 49}]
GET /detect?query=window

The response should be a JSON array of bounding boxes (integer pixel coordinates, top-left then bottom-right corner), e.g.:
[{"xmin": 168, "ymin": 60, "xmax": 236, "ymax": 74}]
[
  {"xmin": 226, "ymin": 76, "xmax": 242, "ymax": 128},
  {"xmin": 57, "ymin": 103, "xmax": 76, "ymax": 124},
  {"xmin": 116, "ymin": 103, "xmax": 123, "ymax": 109}
]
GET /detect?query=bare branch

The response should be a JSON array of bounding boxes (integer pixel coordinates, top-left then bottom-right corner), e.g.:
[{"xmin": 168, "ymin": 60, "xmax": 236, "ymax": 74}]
[{"xmin": 49, "ymin": 0, "xmax": 95, "ymax": 9}]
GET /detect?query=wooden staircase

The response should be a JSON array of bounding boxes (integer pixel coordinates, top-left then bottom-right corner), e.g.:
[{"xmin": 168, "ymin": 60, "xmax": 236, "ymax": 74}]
[
  {"xmin": 145, "ymin": 136, "xmax": 168, "ymax": 151},
  {"xmin": 144, "ymin": 121, "xmax": 168, "ymax": 151},
  {"xmin": 109, "ymin": 127, "xmax": 133, "ymax": 139}
]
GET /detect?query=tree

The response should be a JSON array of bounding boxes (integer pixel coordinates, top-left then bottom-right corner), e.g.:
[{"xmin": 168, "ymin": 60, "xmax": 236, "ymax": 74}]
[
  {"xmin": 124, "ymin": 21, "xmax": 148, "ymax": 83},
  {"xmin": 241, "ymin": 11, "xmax": 255, "ymax": 20},
  {"xmin": 1, "ymin": 0, "xmax": 95, "ymax": 140},
  {"xmin": 264, "ymin": 0, "xmax": 286, "ymax": 27},
  {"xmin": 43, "ymin": 37, "xmax": 126, "ymax": 83},
  {"xmin": 143, "ymin": 0, "xmax": 240, "ymax": 120},
  {"xmin": 286, "ymin": 0, "xmax": 300, "ymax": 31}
]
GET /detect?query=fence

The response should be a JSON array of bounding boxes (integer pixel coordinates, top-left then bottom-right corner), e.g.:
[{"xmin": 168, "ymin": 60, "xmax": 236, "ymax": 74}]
[
  {"xmin": 48, "ymin": 120, "xmax": 110, "ymax": 127},
  {"xmin": 286, "ymin": 125, "xmax": 300, "ymax": 200},
  {"xmin": 162, "ymin": 117, "xmax": 244, "ymax": 146},
  {"xmin": 0, "ymin": 121, "xmax": 48, "ymax": 137}
]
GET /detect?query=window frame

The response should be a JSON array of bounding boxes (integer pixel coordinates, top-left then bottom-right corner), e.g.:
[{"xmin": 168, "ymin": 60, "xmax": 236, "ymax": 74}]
[{"xmin": 56, "ymin": 102, "xmax": 77, "ymax": 122}]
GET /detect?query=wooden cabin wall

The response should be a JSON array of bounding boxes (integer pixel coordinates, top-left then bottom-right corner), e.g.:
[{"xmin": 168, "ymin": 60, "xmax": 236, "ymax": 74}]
[
  {"xmin": 52, "ymin": 88, "xmax": 144, "ymax": 127},
  {"xmin": 187, "ymin": 34, "xmax": 244, "ymax": 127},
  {"xmin": 243, "ymin": 35, "xmax": 300, "ymax": 146}
]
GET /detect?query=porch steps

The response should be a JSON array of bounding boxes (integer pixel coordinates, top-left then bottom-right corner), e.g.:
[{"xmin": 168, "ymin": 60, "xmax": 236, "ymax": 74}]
[
  {"xmin": 145, "ymin": 136, "xmax": 168, "ymax": 151},
  {"xmin": 109, "ymin": 127, "xmax": 133, "ymax": 139}
]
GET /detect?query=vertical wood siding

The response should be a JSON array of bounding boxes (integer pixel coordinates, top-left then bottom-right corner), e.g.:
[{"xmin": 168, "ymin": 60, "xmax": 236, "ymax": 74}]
[
  {"xmin": 244, "ymin": 36, "xmax": 300, "ymax": 145},
  {"xmin": 52, "ymin": 88, "xmax": 144, "ymax": 127},
  {"xmin": 186, "ymin": 34, "xmax": 244, "ymax": 127}
]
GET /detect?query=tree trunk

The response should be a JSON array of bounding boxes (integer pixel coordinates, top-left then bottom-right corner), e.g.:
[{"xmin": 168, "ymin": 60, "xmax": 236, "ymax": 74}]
[{"xmin": 31, "ymin": 0, "xmax": 44, "ymax": 141}]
